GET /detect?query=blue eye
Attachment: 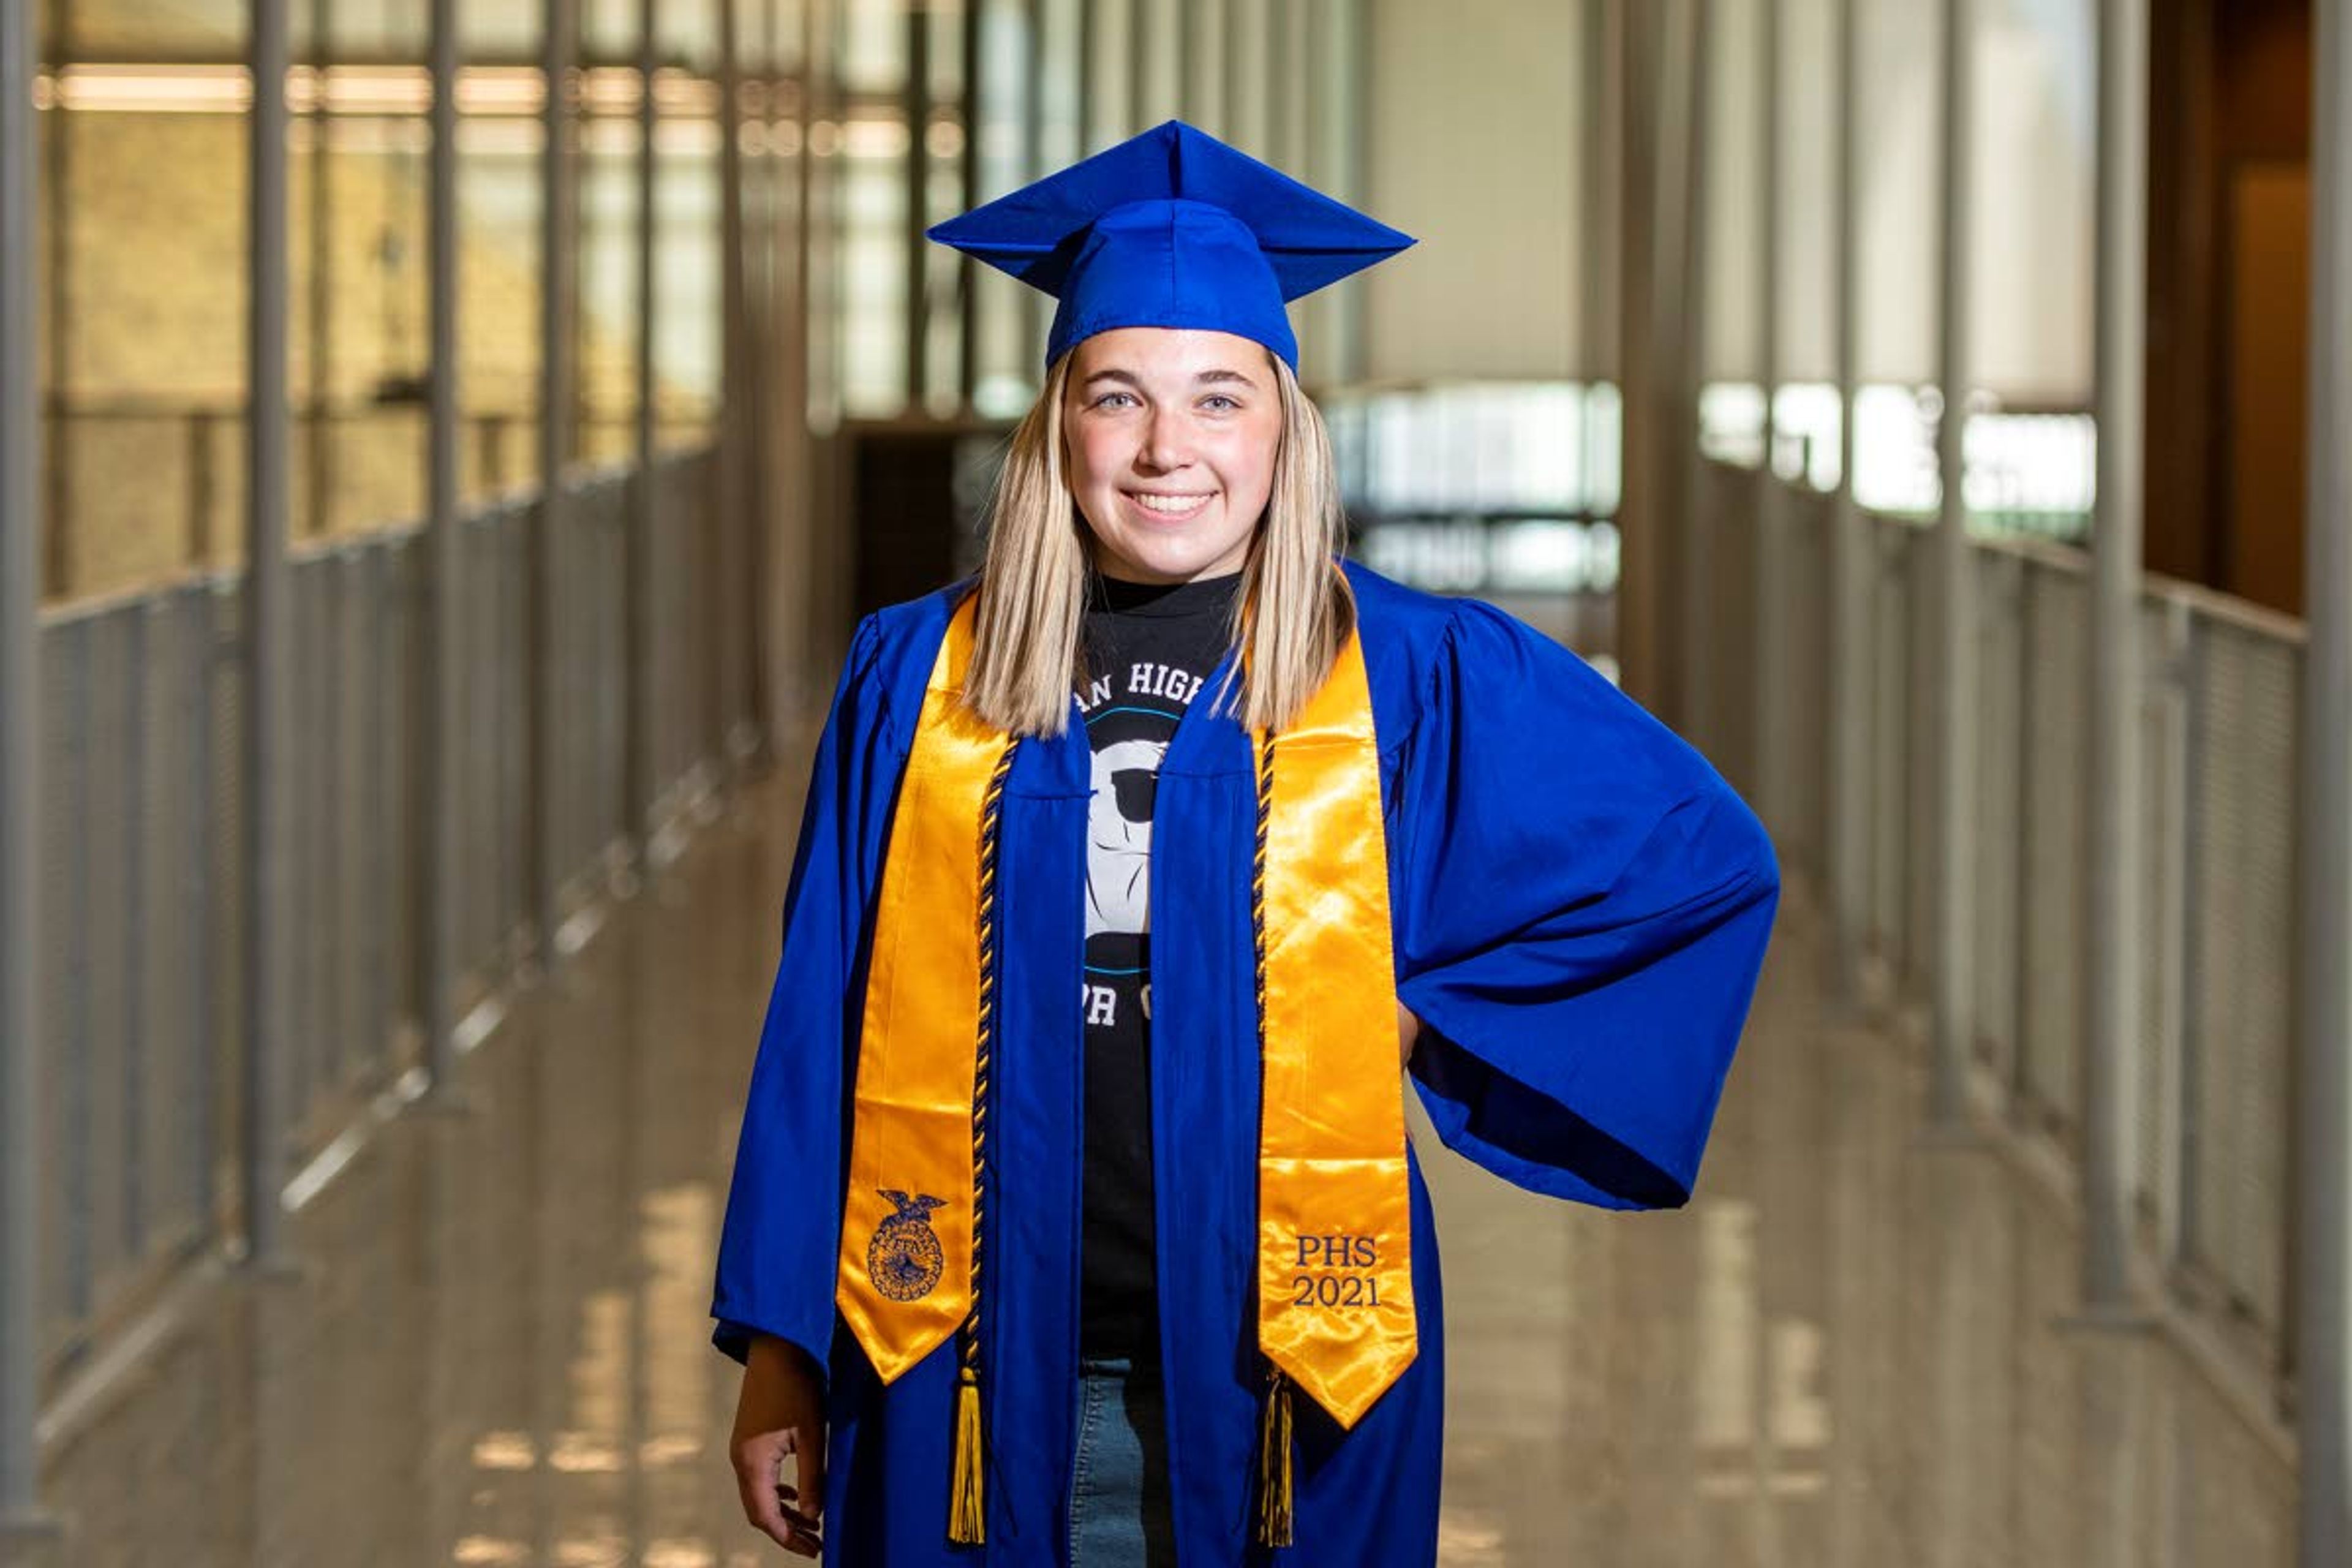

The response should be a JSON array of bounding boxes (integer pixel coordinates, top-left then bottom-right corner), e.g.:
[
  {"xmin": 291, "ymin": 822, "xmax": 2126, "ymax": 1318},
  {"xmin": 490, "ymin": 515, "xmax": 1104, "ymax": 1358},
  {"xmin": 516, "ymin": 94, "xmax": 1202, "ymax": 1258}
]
[
  {"xmin": 1202, "ymin": 394, "xmax": 1239, "ymax": 412},
  {"xmin": 1093, "ymin": 390, "xmax": 1136, "ymax": 409}
]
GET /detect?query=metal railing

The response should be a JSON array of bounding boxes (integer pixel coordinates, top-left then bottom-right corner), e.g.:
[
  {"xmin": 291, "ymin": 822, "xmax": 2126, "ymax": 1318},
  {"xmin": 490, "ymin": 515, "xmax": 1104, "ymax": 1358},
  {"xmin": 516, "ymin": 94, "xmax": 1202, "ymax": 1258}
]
[
  {"xmin": 1690, "ymin": 457, "xmax": 2301, "ymax": 1404},
  {"xmin": 29, "ymin": 444, "xmax": 723, "ymax": 1389}
]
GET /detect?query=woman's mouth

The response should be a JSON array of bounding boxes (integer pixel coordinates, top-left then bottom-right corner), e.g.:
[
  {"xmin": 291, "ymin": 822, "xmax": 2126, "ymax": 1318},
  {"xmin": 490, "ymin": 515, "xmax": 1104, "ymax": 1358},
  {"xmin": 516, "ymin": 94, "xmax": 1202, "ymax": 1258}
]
[{"xmin": 1123, "ymin": 489, "xmax": 1215, "ymax": 522}]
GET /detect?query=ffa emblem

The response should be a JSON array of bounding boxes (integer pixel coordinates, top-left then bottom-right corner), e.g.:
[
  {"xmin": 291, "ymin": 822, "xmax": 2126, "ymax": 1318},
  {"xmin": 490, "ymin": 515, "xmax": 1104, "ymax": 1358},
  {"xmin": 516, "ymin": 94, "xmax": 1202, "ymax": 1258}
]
[{"xmin": 868, "ymin": 1190, "xmax": 948, "ymax": 1301}]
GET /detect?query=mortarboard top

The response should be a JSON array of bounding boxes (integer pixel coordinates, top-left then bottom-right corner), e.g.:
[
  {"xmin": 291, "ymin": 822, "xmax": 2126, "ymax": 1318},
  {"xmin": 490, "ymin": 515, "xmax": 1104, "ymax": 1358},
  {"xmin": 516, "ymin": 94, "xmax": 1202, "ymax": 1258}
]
[{"xmin": 925, "ymin": 118, "xmax": 1415, "ymax": 374}]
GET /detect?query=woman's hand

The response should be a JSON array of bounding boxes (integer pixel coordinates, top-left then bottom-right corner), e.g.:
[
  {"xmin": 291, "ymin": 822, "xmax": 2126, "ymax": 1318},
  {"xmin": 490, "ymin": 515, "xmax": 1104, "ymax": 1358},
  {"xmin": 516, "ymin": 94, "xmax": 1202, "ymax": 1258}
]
[
  {"xmin": 731, "ymin": 1334, "xmax": 828, "ymax": 1558},
  {"xmin": 1398, "ymin": 1001, "xmax": 1422, "ymax": 1067}
]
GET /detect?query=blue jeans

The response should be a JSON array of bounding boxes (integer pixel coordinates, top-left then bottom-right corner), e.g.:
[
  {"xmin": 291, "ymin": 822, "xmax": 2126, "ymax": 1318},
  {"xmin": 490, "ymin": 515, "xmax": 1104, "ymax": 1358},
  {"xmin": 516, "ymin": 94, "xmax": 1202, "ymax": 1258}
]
[{"xmin": 1069, "ymin": 1354, "xmax": 1180, "ymax": 1567}]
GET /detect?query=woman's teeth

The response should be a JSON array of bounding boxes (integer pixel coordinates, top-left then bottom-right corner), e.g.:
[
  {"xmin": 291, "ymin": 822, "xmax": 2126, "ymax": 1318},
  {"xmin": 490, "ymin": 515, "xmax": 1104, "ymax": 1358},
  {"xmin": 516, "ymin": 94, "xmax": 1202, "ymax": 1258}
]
[{"xmin": 1131, "ymin": 492, "xmax": 1212, "ymax": 514}]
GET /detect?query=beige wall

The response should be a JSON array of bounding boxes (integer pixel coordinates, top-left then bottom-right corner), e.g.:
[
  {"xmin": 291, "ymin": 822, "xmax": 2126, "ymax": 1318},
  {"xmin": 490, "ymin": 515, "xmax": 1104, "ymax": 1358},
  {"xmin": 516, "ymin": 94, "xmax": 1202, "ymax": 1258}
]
[
  {"xmin": 1360, "ymin": 0, "xmax": 1593, "ymax": 382},
  {"xmin": 1360, "ymin": 0, "xmax": 2101, "ymax": 403}
]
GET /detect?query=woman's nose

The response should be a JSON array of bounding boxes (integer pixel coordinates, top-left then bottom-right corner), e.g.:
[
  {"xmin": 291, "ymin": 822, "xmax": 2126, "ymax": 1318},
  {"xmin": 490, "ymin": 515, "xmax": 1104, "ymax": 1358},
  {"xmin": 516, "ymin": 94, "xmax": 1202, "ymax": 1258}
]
[{"xmin": 1138, "ymin": 412, "xmax": 1191, "ymax": 471}]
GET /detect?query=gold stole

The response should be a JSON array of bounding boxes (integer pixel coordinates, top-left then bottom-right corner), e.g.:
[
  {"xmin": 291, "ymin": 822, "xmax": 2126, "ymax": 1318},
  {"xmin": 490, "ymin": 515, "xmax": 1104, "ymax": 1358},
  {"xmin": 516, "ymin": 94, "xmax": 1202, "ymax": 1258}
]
[{"xmin": 835, "ymin": 584, "xmax": 1415, "ymax": 1547}]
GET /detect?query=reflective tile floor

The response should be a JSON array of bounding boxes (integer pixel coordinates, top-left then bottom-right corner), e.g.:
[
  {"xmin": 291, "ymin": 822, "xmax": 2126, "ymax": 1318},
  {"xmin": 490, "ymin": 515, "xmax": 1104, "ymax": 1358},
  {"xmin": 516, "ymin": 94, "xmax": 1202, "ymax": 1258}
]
[{"xmin": 22, "ymin": 755, "xmax": 2297, "ymax": 1567}]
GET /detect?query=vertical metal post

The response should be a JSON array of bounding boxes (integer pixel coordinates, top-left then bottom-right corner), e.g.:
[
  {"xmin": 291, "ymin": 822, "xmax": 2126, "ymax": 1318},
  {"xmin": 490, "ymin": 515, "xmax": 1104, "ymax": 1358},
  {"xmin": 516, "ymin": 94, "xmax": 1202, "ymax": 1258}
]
[
  {"xmin": 1022, "ymin": 0, "xmax": 1046, "ymax": 356},
  {"xmin": 0, "ymin": 0, "xmax": 57, "ymax": 1540},
  {"xmin": 1583, "ymin": 0, "xmax": 1618, "ymax": 526},
  {"xmin": 535, "ymin": 0, "xmax": 574, "ymax": 965},
  {"xmin": 904, "ymin": 1, "xmax": 929, "ymax": 406},
  {"xmin": 1292, "ymin": 1, "xmax": 1310, "ymax": 172},
  {"xmin": 957, "ymin": 0, "xmax": 981, "ymax": 412},
  {"xmin": 718, "ymin": 0, "xmax": 752, "ymax": 775},
  {"xmin": 1177, "ymin": 0, "xmax": 1196, "ymax": 123},
  {"xmin": 1677, "ymin": 0, "xmax": 1714, "ymax": 746},
  {"xmin": 1753, "ymin": 0, "xmax": 1784, "ymax": 824},
  {"xmin": 754, "ymin": 0, "xmax": 794, "ymax": 741},
  {"xmin": 1296, "ymin": 0, "xmax": 1318, "ymax": 385},
  {"xmin": 803, "ymin": 0, "xmax": 843, "ymax": 667},
  {"xmin": 36, "ymin": 0, "xmax": 66, "ymax": 600},
  {"xmin": 1238, "ymin": 0, "xmax": 1256, "ymax": 148},
  {"xmin": 1200, "ymin": 0, "xmax": 1228, "ymax": 140},
  {"xmin": 418, "ymin": 0, "xmax": 462, "ymax": 1088},
  {"xmin": 628, "ymin": 0, "xmax": 656, "ymax": 845},
  {"xmin": 1632, "ymin": 0, "xmax": 1695, "ymax": 715},
  {"xmin": 1129, "ymin": 0, "xmax": 1148, "ymax": 135},
  {"xmin": 2298, "ymin": 1, "xmax": 2352, "ymax": 1559},
  {"xmin": 244, "ymin": 0, "xmax": 295, "ymax": 1265},
  {"xmin": 1079, "ymin": 0, "xmax": 1099, "ymax": 153},
  {"xmin": 1239, "ymin": 0, "xmax": 1268, "ymax": 155},
  {"xmin": 1016, "ymin": 0, "xmax": 1044, "ymax": 357},
  {"xmin": 752, "ymin": 0, "xmax": 780, "ymax": 766},
  {"xmin": 1341, "ymin": 0, "xmax": 1374, "ymax": 385},
  {"xmin": 1613, "ymin": 0, "xmax": 1663, "ymax": 704},
  {"xmin": 1267, "ymin": 0, "xmax": 1289, "ymax": 165},
  {"xmin": 2082, "ymin": 0, "xmax": 2149, "ymax": 1316},
  {"xmin": 1823, "ymin": 0, "xmax": 1866, "ymax": 1013},
  {"xmin": 1928, "ymin": 0, "xmax": 1977, "ymax": 1128},
  {"xmin": 304, "ymin": 0, "xmax": 331, "ymax": 543},
  {"xmin": 1301, "ymin": 0, "xmax": 1341, "ymax": 384}
]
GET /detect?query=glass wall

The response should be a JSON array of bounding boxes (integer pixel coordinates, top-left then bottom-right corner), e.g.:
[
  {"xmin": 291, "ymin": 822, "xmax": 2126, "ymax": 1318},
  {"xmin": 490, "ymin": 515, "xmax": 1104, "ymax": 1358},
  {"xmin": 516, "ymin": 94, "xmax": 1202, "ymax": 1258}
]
[
  {"xmin": 835, "ymin": 0, "xmax": 907, "ymax": 415},
  {"xmin": 1772, "ymin": 0, "xmax": 1842, "ymax": 489},
  {"xmin": 652, "ymin": 64, "xmax": 724, "ymax": 454},
  {"xmin": 1083, "ymin": 0, "xmax": 1133, "ymax": 151},
  {"xmin": 1844, "ymin": 0, "xmax": 1942, "ymax": 514},
  {"xmin": 816, "ymin": 0, "xmax": 1373, "ymax": 422},
  {"xmin": 30, "ymin": 0, "xmax": 765, "ymax": 605},
  {"xmin": 576, "ymin": 20, "xmax": 644, "ymax": 470},
  {"xmin": 1182, "ymin": 0, "xmax": 1224, "ymax": 134},
  {"xmin": 41, "ymin": 10, "xmax": 255, "ymax": 594},
  {"xmin": 453, "ymin": 42, "xmax": 546, "ymax": 503},
  {"xmin": 1972, "ymin": 0, "xmax": 2095, "ymax": 407},
  {"xmin": 294, "ymin": 21, "xmax": 432, "ymax": 543},
  {"xmin": 1964, "ymin": 0, "xmax": 2096, "ymax": 533},
  {"xmin": 1698, "ymin": 0, "xmax": 2097, "ymax": 536},
  {"xmin": 916, "ymin": 0, "xmax": 967, "ymax": 414},
  {"xmin": 1133, "ymin": 0, "xmax": 1181, "ymax": 129},
  {"xmin": 28, "ymin": 0, "xmax": 1389, "ymax": 598},
  {"xmin": 969, "ymin": 0, "xmax": 1033, "ymax": 417},
  {"xmin": 1224, "ymin": 0, "xmax": 1270, "ymax": 157}
]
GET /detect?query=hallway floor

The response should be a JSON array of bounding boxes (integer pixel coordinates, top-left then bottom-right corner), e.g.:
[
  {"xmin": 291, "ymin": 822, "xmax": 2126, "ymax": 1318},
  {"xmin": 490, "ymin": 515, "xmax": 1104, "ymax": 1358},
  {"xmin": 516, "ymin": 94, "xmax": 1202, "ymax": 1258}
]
[{"xmin": 23, "ymin": 750, "xmax": 2298, "ymax": 1567}]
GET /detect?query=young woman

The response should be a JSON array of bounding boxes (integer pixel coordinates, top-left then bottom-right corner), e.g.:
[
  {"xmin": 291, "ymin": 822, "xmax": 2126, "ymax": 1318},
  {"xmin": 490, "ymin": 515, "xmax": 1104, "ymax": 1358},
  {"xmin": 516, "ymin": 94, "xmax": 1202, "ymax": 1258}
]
[{"xmin": 712, "ymin": 120, "xmax": 1780, "ymax": 1567}]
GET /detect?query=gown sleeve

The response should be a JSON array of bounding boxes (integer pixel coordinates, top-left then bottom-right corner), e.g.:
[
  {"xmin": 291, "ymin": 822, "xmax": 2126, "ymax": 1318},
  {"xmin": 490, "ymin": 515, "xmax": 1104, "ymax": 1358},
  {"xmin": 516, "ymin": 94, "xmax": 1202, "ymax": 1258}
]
[
  {"xmin": 1391, "ymin": 597, "xmax": 1781, "ymax": 1210},
  {"xmin": 709, "ymin": 611, "xmax": 896, "ymax": 1376}
]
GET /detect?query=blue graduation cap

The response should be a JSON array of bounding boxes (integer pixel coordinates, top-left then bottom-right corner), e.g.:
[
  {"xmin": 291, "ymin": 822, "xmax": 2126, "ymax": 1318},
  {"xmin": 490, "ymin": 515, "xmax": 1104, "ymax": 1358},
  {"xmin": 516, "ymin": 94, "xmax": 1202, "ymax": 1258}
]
[{"xmin": 927, "ymin": 118, "xmax": 1416, "ymax": 374}]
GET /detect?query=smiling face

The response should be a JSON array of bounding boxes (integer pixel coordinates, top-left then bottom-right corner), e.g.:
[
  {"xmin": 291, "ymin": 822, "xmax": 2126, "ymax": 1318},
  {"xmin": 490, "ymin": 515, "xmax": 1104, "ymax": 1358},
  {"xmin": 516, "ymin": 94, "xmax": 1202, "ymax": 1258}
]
[{"xmin": 1060, "ymin": 326, "xmax": 1283, "ymax": 584}]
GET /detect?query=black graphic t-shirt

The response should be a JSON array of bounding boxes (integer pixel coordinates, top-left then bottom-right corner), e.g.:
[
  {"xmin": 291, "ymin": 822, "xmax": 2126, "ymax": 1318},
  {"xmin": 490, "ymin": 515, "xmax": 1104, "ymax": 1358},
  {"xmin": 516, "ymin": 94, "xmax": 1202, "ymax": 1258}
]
[{"xmin": 1074, "ymin": 565, "xmax": 1243, "ymax": 1363}]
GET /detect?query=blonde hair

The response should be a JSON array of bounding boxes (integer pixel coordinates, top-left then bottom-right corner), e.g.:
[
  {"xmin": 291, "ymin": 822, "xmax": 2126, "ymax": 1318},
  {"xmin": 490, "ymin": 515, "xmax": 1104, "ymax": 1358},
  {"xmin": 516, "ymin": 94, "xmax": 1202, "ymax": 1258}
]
[{"xmin": 961, "ymin": 342, "xmax": 1356, "ymax": 739}]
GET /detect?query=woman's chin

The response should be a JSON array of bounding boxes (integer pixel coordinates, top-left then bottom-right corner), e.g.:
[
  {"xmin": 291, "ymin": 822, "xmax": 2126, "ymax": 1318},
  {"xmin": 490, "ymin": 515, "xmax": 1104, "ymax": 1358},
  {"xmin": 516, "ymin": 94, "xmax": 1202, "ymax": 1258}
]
[{"xmin": 1093, "ymin": 530, "xmax": 1248, "ymax": 585}]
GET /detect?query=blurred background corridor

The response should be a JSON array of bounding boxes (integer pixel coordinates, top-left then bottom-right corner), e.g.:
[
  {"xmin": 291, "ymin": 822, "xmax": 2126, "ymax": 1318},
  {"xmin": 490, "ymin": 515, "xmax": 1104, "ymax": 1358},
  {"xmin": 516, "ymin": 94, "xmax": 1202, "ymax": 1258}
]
[{"xmin": 0, "ymin": 0, "xmax": 2345, "ymax": 1562}]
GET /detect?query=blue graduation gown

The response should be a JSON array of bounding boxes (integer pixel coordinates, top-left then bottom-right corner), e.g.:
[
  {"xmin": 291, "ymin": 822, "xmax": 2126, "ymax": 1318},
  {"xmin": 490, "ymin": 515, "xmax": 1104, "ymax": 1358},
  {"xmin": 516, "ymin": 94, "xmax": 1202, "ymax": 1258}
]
[{"xmin": 710, "ymin": 557, "xmax": 1781, "ymax": 1566}]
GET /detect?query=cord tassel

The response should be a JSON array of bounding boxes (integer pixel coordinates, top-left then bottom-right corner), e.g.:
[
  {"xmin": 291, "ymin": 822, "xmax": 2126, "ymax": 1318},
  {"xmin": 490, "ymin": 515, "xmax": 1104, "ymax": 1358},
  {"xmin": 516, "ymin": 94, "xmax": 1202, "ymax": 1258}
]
[
  {"xmin": 946, "ymin": 743, "xmax": 1011, "ymax": 1548},
  {"xmin": 948, "ymin": 1360, "xmax": 987, "ymax": 1544},
  {"xmin": 1253, "ymin": 1362, "xmax": 1295, "ymax": 1547},
  {"xmin": 1250, "ymin": 742, "xmax": 1295, "ymax": 1549}
]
